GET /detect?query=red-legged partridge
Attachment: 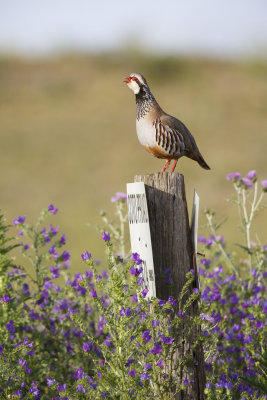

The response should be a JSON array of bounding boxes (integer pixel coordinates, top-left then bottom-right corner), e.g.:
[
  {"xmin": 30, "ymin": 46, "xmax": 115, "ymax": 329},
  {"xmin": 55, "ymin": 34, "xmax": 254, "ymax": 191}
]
[{"xmin": 124, "ymin": 73, "xmax": 210, "ymax": 172}]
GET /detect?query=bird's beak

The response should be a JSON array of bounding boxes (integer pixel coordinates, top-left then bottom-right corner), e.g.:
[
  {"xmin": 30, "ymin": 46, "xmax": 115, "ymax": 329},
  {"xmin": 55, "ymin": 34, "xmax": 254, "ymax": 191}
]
[{"xmin": 124, "ymin": 76, "xmax": 131, "ymax": 83}]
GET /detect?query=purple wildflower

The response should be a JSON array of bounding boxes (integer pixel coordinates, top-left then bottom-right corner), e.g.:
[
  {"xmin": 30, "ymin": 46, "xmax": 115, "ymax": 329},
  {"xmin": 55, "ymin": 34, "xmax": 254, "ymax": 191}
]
[
  {"xmin": 261, "ymin": 180, "xmax": 267, "ymax": 191},
  {"xmin": 168, "ymin": 296, "xmax": 178, "ymax": 307},
  {"xmin": 129, "ymin": 266, "xmax": 143, "ymax": 276},
  {"xmin": 29, "ymin": 382, "xmax": 39, "ymax": 396},
  {"xmin": 0, "ymin": 344, "xmax": 3, "ymax": 355},
  {"xmin": 48, "ymin": 204, "xmax": 58, "ymax": 214},
  {"xmin": 200, "ymin": 313, "xmax": 215, "ymax": 324},
  {"xmin": 85, "ymin": 270, "xmax": 93, "ymax": 279},
  {"xmin": 110, "ymin": 192, "xmax": 127, "ymax": 202},
  {"xmin": 6, "ymin": 320, "xmax": 15, "ymax": 333},
  {"xmin": 136, "ymin": 277, "xmax": 144, "ymax": 285},
  {"xmin": 41, "ymin": 290, "xmax": 49, "ymax": 299},
  {"xmin": 74, "ymin": 367, "xmax": 84, "ymax": 380},
  {"xmin": 129, "ymin": 369, "xmax": 136, "ymax": 377},
  {"xmin": 102, "ymin": 231, "xmax": 110, "ymax": 241},
  {"xmin": 76, "ymin": 384, "xmax": 86, "ymax": 393},
  {"xmin": 162, "ymin": 336, "xmax": 174, "ymax": 344},
  {"xmin": 49, "ymin": 245, "xmax": 58, "ymax": 256},
  {"xmin": 131, "ymin": 252, "xmax": 142, "ymax": 265},
  {"xmin": 61, "ymin": 250, "xmax": 70, "ymax": 261},
  {"xmin": 246, "ymin": 170, "xmax": 257, "ymax": 180},
  {"xmin": 142, "ymin": 330, "xmax": 152, "ymax": 343},
  {"xmin": 242, "ymin": 178, "xmax": 253, "ymax": 188},
  {"xmin": 177, "ymin": 310, "xmax": 186, "ymax": 318},
  {"xmin": 0, "ymin": 294, "xmax": 12, "ymax": 303},
  {"xmin": 144, "ymin": 363, "xmax": 152, "ymax": 370},
  {"xmin": 13, "ymin": 215, "xmax": 26, "ymax": 226},
  {"xmin": 47, "ymin": 378, "xmax": 56, "ymax": 387},
  {"xmin": 23, "ymin": 283, "xmax": 30, "ymax": 296},
  {"xmin": 90, "ymin": 289, "xmax": 97, "ymax": 298},
  {"xmin": 50, "ymin": 266, "xmax": 60, "ymax": 279},
  {"xmin": 140, "ymin": 372, "xmax": 149, "ymax": 381},
  {"xmin": 198, "ymin": 235, "xmax": 207, "ymax": 244},
  {"xmin": 151, "ymin": 344, "xmax": 162, "ymax": 354},
  {"xmin": 226, "ymin": 172, "xmax": 241, "ymax": 181},
  {"xmin": 83, "ymin": 342, "xmax": 93, "ymax": 352},
  {"xmin": 131, "ymin": 294, "xmax": 138, "ymax": 303},
  {"xmin": 43, "ymin": 281, "xmax": 53, "ymax": 290},
  {"xmin": 104, "ymin": 337, "xmax": 112, "ymax": 347},
  {"xmin": 126, "ymin": 358, "xmax": 135, "ymax": 367},
  {"xmin": 81, "ymin": 251, "xmax": 91, "ymax": 261},
  {"xmin": 57, "ymin": 383, "xmax": 67, "ymax": 391},
  {"xmin": 49, "ymin": 224, "xmax": 58, "ymax": 236},
  {"xmin": 141, "ymin": 288, "xmax": 149, "ymax": 298},
  {"xmin": 60, "ymin": 234, "xmax": 66, "ymax": 245},
  {"xmin": 256, "ymin": 321, "xmax": 263, "ymax": 329},
  {"xmin": 102, "ymin": 270, "xmax": 108, "ymax": 279},
  {"xmin": 120, "ymin": 307, "xmax": 132, "ymax": 316},
  {"xmin": 200, "ymin": 258, "xmax": 211, "ymax": 265}
]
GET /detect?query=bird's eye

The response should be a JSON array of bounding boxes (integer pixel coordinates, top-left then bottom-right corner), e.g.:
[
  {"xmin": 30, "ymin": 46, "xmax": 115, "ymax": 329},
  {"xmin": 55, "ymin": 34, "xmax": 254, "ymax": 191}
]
[{"xmin": 132, "ymin": 77, "xmax": 139, "ymax": 82}]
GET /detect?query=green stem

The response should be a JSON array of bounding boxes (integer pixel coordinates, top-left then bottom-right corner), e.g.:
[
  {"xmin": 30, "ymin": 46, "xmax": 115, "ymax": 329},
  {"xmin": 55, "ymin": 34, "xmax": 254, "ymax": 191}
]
[
  {"xmin": 114, "ymin": 338, "xmax": 129, "ymax": 399},
  {"xmin": 241, "ymin": 188, "xmax": 252, "ymax": 273},
  {"xmin": 206, "ymin": 214, "xmax": 237, "ymax": 276},
  {"xmin": 33, "ymin": 228, "xmax": 42, "ymax": 292},
  {"xmin": 117, "ymin": 202, "xmax": 125, "ymax": 258},
  {"xmin": 234, "ymin": 184, "xmax": 243, "ymax": 232}
]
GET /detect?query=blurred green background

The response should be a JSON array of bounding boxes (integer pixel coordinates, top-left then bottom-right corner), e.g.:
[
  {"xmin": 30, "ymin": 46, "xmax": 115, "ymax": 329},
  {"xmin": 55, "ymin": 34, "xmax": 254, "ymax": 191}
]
[{"xmin": 1, "ymin": 52, "xmax": 267, "ymax": 270}]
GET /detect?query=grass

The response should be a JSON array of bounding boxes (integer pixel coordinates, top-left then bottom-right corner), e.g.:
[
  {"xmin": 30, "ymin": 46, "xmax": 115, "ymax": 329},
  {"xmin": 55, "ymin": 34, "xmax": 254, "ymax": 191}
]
[{"xmin": 0, "ymin": 52, "xmax": 267, "ymax": 270}]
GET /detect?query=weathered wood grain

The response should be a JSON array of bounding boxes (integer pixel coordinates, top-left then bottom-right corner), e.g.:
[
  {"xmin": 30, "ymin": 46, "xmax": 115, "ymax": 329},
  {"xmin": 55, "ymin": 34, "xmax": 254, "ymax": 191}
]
[{"xmin": 134, "ymin": 172, "xmax": 205, "ymax": 400}]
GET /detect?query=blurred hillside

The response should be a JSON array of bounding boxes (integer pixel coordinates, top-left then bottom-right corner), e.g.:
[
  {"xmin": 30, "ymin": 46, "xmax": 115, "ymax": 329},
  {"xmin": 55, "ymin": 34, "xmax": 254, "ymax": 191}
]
[{"xmin": 0, "ymin": 53, "xmax": 267, "ymax": 271}]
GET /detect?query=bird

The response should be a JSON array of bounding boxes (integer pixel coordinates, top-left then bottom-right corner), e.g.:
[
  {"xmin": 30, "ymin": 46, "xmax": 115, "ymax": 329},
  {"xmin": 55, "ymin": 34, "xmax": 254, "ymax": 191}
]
[{"xmin": 124, "ymin": 73, "xmax": 210, "ymax": 172}]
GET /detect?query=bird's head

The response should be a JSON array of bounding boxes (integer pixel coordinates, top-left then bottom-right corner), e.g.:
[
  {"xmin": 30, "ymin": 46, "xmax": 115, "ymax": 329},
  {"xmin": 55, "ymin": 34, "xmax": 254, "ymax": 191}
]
[{"xmin": 124, "ymin": 73, "xmax": 148, "ymax": 95}]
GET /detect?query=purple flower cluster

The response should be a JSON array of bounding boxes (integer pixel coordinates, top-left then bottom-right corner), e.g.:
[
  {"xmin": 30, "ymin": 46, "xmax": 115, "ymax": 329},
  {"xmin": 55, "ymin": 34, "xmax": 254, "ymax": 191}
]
[
  {"xmin": 110, "ymin": 192, "xmax": 127, "ymax": 203},
  {"xmin": 227, "ymin": 169, "xmax": 267, "ymax": 191},
  {"xmin": 2, "ymin": 189, "xmax": 266, "ymax": 399},
  {"xmin": 199, "ymin": 233, "xmax": 266, "ymax": 398}
]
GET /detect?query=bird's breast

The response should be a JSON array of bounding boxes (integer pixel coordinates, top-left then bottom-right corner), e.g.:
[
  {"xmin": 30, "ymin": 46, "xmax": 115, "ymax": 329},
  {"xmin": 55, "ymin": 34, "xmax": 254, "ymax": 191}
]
[{"xmin": 136, "ymin": 117, "xmax": 156, "ymax": 148}]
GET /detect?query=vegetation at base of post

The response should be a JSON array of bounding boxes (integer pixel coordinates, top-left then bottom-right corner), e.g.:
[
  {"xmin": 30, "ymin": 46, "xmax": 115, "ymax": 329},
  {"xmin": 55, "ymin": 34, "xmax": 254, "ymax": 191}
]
[{"xmin": 0, "ymin": 171, "xmax": 266, "ymax": 399}]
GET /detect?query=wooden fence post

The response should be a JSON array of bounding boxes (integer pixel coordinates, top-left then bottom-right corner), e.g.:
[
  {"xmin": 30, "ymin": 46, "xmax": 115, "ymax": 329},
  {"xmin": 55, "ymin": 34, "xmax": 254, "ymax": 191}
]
[{"xmin": 133, "ymin": 172, "xmax": 205, "ymax": 400}]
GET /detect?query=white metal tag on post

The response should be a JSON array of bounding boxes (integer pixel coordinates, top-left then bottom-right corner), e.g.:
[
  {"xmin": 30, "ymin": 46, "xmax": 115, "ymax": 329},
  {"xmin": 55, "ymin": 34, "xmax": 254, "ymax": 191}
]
[
  {"xmin": 127, "ymin": 182, "xmax": 156, "ymax": 299},
  {"xmin": 190, "ymin": 189, "xmax": 200, "ymax": 288}
]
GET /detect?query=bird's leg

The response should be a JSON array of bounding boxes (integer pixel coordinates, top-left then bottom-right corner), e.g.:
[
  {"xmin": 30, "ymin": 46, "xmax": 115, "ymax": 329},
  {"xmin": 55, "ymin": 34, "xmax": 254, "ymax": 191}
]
[
  {"xmin": 171, "ymin": 160, "xmax": 178, "ymax": 172},
  {"xmin": 160, "ymin": 160, "xmax": 171, "ymax": 173}
]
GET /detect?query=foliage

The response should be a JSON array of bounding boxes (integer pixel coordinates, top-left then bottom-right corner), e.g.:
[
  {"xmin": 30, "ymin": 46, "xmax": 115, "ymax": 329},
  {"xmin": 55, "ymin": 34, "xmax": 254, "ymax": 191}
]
[
  {"xmin": 0, "ymin": 171, "xmax": 266, "ymax": 399},
  {"xmin": 199, "ymin": 171, "xmax": 267, "ymax": 399}
]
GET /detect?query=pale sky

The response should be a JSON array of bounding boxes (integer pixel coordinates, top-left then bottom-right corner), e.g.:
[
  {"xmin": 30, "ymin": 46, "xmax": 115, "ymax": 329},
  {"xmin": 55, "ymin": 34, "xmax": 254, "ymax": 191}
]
[{"xmin": 1, "ymin": 0, "xmax": 267, "ymax": 58}]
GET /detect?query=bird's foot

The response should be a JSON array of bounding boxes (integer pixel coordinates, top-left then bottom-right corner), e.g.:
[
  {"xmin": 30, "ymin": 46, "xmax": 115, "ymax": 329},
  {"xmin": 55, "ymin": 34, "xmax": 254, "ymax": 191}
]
[
  {"xmin": 171, "ymin": 160, "xmax": 178, "ymax": 172},
  {"xmin": 160, "ymin": 160, "xmax": 171, "ymax": 173}
]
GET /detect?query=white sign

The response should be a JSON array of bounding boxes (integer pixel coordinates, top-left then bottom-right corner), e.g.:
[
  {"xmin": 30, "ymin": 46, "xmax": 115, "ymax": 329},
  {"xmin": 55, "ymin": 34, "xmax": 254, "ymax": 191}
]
[
  {"xmin": 127, "ymin": 182, "xmax": 156, "ymax": 299},
  {"xmin": 190, "ymin": 189, "xmax": 200, "ymax": 288}
]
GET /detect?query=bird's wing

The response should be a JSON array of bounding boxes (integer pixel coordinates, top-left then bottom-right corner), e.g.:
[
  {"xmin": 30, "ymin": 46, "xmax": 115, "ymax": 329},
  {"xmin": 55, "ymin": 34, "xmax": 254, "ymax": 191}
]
[{"xmin": 154, "ymin": 114, "xmax": 198, "ymax": 157}]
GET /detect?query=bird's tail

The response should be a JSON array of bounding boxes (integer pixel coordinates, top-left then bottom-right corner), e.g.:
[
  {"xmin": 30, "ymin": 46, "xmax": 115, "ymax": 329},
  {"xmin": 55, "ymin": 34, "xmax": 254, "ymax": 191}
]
[{"xmin": 194, "ymin": 152, "xmax": 211, "ymax": 170}]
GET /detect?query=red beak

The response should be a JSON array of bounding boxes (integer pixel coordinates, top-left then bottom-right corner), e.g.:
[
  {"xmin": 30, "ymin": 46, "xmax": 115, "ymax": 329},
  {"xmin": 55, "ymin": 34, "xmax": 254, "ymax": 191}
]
[{"xmin": 124, "ymin": 76, "xmax": 131, "ymax": 83}]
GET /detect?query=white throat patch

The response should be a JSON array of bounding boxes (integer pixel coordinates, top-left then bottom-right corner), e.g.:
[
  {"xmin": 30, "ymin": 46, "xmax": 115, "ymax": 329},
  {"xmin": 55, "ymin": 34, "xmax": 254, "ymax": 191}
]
[{"xmin": 127, "ymin": 80, "xmax": 140, "ymax": 95}]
